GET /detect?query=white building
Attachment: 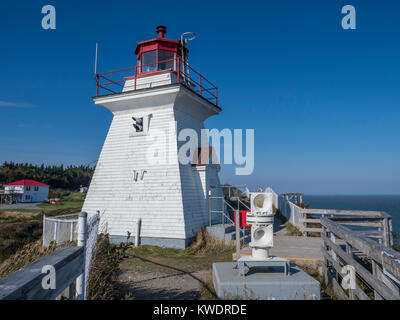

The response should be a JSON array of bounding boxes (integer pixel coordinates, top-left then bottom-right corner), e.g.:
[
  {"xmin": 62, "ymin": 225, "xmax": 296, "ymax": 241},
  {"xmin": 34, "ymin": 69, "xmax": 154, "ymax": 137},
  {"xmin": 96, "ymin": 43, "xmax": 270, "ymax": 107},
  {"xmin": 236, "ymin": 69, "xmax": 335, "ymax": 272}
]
[
  {"xmin": 4, "ymin": 180, "xmax": 49, "ymax": 203},
  {"xmin": 82, "ymin": 26, "xmax": 223, "ymax": 248}
]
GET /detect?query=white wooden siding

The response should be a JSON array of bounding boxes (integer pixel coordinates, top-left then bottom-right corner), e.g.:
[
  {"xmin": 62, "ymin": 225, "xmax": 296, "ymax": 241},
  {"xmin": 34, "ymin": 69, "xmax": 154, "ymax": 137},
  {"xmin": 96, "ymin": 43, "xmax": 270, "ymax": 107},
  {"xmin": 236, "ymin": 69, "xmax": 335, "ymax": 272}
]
[{"xmin": 83, "ymin": 84, "xmax": 222, "ymax": 245}]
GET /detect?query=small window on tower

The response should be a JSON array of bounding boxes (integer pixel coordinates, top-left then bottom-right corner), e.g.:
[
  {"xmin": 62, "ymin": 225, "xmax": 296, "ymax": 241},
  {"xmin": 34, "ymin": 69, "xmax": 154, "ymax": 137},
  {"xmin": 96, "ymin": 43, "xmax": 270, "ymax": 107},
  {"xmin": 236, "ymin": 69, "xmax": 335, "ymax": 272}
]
[{"xmin": 129, "ymin": 114, "xmax": 151, "ymax": 137}]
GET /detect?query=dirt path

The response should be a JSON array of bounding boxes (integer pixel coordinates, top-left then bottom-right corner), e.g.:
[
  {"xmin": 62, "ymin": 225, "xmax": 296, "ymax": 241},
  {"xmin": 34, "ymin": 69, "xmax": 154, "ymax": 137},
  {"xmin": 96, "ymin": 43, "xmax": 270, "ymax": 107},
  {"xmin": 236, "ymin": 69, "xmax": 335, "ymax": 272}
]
[
  {"xmin": 116, "ymin": 220, "xmax": 299, "ymax": 300},
  {"xmin": 119, "ymin": 258, "xmax": 210, "ymax": 299},
  {"xmin": 117, "ymin": 246, "xmax": 232, "ymax": 300}
]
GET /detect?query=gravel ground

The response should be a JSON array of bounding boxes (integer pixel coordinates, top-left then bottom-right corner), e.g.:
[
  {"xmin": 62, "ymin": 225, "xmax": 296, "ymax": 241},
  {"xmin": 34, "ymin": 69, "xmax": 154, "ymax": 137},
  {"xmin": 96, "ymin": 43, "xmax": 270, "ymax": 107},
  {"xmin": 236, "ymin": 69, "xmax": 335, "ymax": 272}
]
[{"xmin": 118, "ymin": 254, "xmax": 216, "ymax": 300}]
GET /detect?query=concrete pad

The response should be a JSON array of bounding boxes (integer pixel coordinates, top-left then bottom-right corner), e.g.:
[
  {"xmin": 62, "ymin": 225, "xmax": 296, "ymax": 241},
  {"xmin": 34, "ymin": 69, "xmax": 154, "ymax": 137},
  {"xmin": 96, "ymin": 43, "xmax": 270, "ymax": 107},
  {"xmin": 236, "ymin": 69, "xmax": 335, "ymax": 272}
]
[{"xmin": 213, "ymin": 262, "xmax": 320, "ymax": 300}]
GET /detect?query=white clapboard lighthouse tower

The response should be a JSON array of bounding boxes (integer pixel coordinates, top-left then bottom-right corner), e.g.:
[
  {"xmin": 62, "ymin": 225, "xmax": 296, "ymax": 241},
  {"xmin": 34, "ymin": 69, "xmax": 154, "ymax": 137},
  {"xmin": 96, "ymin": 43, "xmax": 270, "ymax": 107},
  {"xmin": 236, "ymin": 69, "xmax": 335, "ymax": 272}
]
[{"xmin": 83, "ymin": 26, "xmax": 223, "ymax": 248}]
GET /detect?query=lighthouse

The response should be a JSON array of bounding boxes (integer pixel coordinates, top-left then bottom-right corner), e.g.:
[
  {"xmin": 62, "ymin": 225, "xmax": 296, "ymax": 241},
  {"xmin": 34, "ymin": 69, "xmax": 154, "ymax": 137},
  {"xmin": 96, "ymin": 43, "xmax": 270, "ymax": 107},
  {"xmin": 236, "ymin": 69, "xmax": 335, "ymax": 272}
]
[{"xmin": 82, "ymin": 26, "xmax": 223, "ymax": 248}]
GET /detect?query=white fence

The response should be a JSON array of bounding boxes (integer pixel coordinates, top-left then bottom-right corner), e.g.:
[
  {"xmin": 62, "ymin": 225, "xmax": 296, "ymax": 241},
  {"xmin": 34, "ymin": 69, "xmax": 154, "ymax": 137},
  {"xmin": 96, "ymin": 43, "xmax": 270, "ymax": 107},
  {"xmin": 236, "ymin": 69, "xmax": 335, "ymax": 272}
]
[
  {"xmin": 278, "ymin": 196, "xmax": 303, "ymax": 226},
  {"xmin": 42, "ymin": 211, "xmax": 101, "ymax": 299},
  {"xmin": 43, "ymin": 213, "xmax": 79, "ymax": 247}
]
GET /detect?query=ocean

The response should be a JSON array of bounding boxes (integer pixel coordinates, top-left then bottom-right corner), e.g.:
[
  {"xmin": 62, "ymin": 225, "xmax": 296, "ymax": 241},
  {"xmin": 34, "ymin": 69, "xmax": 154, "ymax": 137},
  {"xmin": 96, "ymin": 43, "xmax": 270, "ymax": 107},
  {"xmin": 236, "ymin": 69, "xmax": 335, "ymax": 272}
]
[{"xmin": 303, "ymin": 195, "xmax": 400, "ymax": 235}]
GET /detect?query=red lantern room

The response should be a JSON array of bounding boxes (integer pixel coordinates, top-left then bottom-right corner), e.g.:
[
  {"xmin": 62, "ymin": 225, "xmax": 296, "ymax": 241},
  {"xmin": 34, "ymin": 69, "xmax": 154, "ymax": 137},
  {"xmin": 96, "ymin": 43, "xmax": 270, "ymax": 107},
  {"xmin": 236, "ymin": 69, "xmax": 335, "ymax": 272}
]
[
  {"xmin": 95, "ymin": 25, "xmax": 218, "ymax": 106},
  {"xmin": 134, "ymin": 25, "xmax": 186, "ymax": 75}
]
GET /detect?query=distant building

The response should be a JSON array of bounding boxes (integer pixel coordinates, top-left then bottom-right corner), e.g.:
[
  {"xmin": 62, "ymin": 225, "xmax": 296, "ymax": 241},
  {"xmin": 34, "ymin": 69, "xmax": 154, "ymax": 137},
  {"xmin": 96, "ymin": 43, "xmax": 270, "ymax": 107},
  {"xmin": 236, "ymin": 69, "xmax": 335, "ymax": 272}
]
[
  {"xmin": 4, "ymin": 180, "xmax": 49, "ymax": 203},
  {"xmin": 80, "ymin": 186, "xmax": 88, "ymax": 193}
]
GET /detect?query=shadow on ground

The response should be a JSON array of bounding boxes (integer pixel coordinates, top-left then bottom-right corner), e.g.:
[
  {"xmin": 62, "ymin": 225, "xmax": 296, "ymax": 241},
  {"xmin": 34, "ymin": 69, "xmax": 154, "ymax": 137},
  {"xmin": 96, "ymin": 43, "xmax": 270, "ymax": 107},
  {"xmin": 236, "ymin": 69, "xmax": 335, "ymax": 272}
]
[{"xmin": 118, "ymin": 254, "xmax": 218, "ymax": 300}]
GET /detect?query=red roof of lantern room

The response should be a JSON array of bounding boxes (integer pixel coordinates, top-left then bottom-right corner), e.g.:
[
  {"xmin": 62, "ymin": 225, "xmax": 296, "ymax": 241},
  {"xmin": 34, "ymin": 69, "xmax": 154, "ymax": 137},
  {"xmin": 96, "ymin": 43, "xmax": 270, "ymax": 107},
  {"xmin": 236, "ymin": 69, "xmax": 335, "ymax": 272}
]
[
  {"xmin": 5, "ymin": 180, "xmax": 49, "ymax": 187},
  {"xmin": 134, "ymin": 25, "xmax": 186, "ymax": 56}
]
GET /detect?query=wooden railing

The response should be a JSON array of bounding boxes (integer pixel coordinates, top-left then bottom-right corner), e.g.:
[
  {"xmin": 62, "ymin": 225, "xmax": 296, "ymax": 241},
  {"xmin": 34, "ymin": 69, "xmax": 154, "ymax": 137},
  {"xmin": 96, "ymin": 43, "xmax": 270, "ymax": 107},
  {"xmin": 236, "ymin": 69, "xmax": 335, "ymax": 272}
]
[
  {"xmin": 302, "ymin": 209, "xmax": 393, "ymax": 246},
  {"xmin": 321, "ymin": 216, "xmax": 400, "ymax": 300},
  {"xmin": 0, "ymin": 212, "xmax": 88, "ymax": 300},
  {"xmin": 278, "ymin": 197, "xmax": 393, "ymax": 247},
  {"xmin": 0, "ymin": 246, "xmax": 84, "ymax": 300}
]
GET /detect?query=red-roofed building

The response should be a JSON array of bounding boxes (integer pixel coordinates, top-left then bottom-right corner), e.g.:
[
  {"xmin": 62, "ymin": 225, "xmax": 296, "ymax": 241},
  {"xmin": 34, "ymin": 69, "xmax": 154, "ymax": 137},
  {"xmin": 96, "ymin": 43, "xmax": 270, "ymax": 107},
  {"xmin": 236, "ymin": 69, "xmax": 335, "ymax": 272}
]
[{"xmin": 4, "ymin": 180, "xmax": 49, "ymax": 203}]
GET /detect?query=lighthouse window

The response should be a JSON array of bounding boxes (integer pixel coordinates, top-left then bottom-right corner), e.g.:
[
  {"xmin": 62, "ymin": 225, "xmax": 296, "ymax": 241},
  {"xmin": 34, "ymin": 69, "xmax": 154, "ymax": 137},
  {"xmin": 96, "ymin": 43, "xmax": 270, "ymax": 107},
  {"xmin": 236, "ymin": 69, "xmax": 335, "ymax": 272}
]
[
  {"xmin": 158, "ymin": 50, "xmax": 174, "ymax": 70},
  {"xmin": 129, "ymin": 114, "xmax": 151, "ymax": 137},
  {"xmin": 141, "ymin": 50, "xmax": 156, "ymax": 72}
]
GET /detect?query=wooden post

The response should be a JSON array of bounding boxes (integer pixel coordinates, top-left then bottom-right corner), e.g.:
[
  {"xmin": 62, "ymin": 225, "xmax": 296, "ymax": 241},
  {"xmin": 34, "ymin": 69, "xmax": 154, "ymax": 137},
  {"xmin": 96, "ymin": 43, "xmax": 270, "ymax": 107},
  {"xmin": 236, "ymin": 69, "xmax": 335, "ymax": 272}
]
[
  {"xmin": 43, "ymin": 214, "xmax": 46, "ymax": 247},
  {"xmin": 208, "ymin": 190, "xmax": 212, "ymax": 227},
  {"xmin": 68, "ymin": 282, "xmax": 74, "ymax": 300},
  {"xmin": 222, "ymin": 197, "xmax": 225, "ymax": 227},
  {"xmin": 235, "ymin": 210, "xmax": 240, "ymax": 261},
  {"xmin": 330, "ymin": 232, "xmax": 338, "ymax": 281},
  {"xmin": 322, "ymin": 226, "xmax": 329, "ymax": 285},
  {"xmin": 389, "ymin": 218, "xmax": 393, "ymax": 247},
  {"xmin": 382, "ymin": 217, "xmax": 392, "ymax": 248},
  {"xmin": 346, "ymin": 243, "xmax": 355, "ymax": 300},
  {"xmin": 76, "ymin": 211, "xmax": 87, "ymax": 300},
  {"xmin": 135, "ymin": 218, "xmax": 141, "ymax": 246},
  {"xmin": 382, "ymin": 218, "xmax": 389, "ymax": 247},
  {"xmin": 371, "ymin": 260, "xmax": 384, "ymax": 300},
  {"xmin": 54, "ymin": 220, "xmax": 58, "ymax": 243}
]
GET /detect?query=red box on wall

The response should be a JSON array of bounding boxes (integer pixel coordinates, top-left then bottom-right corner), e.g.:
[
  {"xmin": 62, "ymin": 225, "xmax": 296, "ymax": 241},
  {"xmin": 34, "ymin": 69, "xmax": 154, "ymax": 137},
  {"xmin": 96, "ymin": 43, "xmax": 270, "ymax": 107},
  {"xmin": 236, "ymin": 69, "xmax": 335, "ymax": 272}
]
[{"xmin": 234, "ymin": 210, "xmax": 251, "ymax": 227}]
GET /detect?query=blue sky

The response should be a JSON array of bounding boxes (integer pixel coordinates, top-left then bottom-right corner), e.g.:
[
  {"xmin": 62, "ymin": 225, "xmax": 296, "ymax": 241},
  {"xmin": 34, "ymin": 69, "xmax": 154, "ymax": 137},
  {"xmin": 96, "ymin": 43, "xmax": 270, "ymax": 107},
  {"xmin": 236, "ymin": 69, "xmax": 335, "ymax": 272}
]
[{"xmin": 0, "ymin": 0, "xmax": 399, "ymax": 194}]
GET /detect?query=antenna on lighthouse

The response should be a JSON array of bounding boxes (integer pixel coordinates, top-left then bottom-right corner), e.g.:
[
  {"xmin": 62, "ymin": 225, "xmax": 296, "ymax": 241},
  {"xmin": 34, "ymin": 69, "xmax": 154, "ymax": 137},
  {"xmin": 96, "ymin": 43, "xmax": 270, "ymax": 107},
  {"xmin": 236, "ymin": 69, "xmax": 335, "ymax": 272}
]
[
  {"xmin": 180, "ymin": 32, "xmax": 196, "ymax": 82},
  {"xmin": 94, "ymin": 42, "xmax": 99, "ymax": 76}
]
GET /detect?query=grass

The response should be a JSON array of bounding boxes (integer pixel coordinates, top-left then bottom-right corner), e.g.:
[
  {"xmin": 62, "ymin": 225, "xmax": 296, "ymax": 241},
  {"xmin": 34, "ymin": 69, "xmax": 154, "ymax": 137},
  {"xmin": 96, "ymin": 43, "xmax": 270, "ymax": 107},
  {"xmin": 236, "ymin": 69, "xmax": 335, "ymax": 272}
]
[
  {"xmin": 123, "ymin": 227, "xmax": 235, "ymax": 270},
  {"xmin": 38, "ymin": 192, "xmax": 85, "ymax": 211},
  {"xmin": 274, "ymin": 209, "xmax": 303, "ymax": 236},
  {"xmin": 199, "ymin": 273, "xmax": 218, "ymax": 300},
  {"xmin": 0, "ymin": 238, "xmax": 76, "ymax": 279},
  {"xmin": 284, "ymin": 222, "xmax": 303, "ymax": 236},
  {"xmin": 294, "ymin": 261, "xmax": 337, "ymax": 300},
  {"xmin": 118, "ymin": 228, "xmax": 234, "ymax": 300},
  {"xmin": 0, "ymin": 191, "xmax": 84, "ymax": 263}
]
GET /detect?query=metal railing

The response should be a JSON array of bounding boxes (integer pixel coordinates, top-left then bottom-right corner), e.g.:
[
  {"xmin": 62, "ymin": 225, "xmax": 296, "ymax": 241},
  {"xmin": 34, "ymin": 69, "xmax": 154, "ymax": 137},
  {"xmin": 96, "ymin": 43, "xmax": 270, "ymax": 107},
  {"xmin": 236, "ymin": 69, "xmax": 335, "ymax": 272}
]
[
  {"xmin": 95, "ymin": 57, "xmax": 218, "ymax": 105},
  {"xmin": 208, "ymin": 194, "xmax": 248, "ymax": 241}
]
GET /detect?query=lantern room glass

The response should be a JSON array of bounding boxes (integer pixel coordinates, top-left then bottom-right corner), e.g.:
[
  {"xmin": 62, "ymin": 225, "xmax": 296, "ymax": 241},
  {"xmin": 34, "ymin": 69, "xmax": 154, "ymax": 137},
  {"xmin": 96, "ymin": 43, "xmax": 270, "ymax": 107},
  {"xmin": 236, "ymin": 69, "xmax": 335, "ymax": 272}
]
[
  {"xmin": 141, "ymin": 50, "xmax": 157, "ymax": 72},
  {"xmin": 158, "ymin": 50, "xmax": 174, "ymax": 70},
  {"xmin": 139, "ymin": 49, "xmax": 176, "ymax": 74}
]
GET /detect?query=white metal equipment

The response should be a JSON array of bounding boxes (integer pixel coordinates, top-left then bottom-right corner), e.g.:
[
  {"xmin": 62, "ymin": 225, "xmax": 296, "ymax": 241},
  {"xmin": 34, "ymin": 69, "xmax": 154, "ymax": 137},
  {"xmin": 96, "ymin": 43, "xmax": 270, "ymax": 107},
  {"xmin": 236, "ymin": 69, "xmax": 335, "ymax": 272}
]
[
  {"xmin": 238, "ymin": 189, "xmax": 290, "ymax": 276},
  {"xmin": 248, "ymin": 192, "xmax": 274, "ymax": 259}
]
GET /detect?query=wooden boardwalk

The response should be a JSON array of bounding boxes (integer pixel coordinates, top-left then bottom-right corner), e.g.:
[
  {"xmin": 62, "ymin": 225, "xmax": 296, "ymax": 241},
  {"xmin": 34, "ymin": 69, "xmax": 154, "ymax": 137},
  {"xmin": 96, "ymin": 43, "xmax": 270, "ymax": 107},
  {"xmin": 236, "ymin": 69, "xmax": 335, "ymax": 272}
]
[
  {"xmin": 235, "ymin": 236, "xmax": 323, "ymax": 262},
  {"xmin": 233, "ymin": 217, "xmax": 323, "ymax": 262}
]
